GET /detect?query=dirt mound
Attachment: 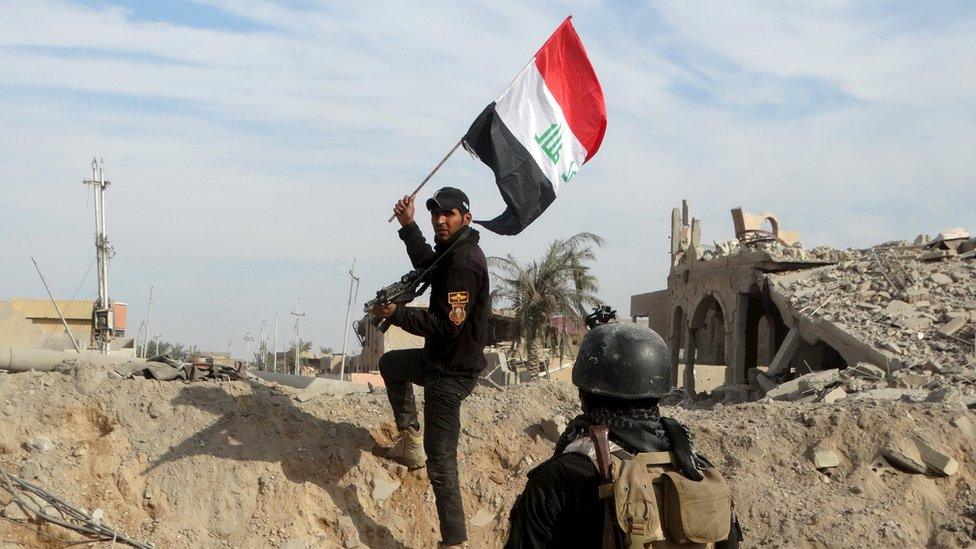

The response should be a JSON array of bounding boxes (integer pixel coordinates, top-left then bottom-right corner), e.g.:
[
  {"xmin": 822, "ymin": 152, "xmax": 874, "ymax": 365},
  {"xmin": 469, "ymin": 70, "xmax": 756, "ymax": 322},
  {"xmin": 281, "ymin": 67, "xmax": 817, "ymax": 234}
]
[{"xmin": 0, "ymin": 369, "xmax": 973, "ymax": 547}]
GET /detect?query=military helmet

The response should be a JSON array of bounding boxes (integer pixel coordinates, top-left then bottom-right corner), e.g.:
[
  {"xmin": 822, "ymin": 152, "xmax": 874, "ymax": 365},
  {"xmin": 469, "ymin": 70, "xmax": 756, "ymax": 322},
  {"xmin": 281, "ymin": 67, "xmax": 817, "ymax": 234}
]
[{"xmin": 572, "ymin": 323, "xmax": 672, "ymax": 399}]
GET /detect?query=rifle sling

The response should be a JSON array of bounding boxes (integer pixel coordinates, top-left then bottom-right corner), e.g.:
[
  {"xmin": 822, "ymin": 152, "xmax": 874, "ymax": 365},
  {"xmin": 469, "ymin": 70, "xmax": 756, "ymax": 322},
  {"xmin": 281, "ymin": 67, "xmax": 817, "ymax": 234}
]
[{"xmin": 408, "ymin": 227, "xmax": 471, "ymax": 290}]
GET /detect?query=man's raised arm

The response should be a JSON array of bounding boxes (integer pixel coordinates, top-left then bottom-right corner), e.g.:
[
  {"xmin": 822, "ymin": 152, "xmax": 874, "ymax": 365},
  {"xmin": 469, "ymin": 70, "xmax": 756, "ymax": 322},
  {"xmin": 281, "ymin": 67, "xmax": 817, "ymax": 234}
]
[{"xmin": 393, "ymin": 195, "xmax": 435, "ymax": 268}]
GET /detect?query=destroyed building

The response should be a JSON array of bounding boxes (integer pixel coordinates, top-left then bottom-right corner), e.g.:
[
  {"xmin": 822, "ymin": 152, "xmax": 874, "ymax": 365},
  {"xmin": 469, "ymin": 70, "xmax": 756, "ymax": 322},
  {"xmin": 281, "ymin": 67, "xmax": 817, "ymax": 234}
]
[
  {"xmin": 632, "ymin": 201, "xmax": 975, "ymax": 402},
  {"xmin": 0, "ymin": 299, "xmax": 132, "ymax": 354}
]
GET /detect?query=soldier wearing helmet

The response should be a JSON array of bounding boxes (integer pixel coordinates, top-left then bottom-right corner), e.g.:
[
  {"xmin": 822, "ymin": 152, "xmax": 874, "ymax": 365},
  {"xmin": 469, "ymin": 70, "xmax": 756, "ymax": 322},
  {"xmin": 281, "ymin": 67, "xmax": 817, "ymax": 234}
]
[{"xmin": 504, "ymin": 321, "xmax": 741, "ymax": 548}]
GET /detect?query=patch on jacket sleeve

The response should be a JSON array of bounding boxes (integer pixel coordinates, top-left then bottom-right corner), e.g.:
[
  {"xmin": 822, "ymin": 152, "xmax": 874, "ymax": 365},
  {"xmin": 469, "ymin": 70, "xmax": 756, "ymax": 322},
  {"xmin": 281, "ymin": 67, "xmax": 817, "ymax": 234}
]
[{"xmin": 448, "ymin": 291, "xmax": 469, "ymax": 326}]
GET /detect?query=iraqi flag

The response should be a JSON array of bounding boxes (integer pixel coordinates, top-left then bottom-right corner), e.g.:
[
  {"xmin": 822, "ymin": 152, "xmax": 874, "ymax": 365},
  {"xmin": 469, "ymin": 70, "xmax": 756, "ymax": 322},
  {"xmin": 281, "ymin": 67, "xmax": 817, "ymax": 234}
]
[{"xmin": 463, "ymin": 17, "xmax": 606, "ymax": 235}]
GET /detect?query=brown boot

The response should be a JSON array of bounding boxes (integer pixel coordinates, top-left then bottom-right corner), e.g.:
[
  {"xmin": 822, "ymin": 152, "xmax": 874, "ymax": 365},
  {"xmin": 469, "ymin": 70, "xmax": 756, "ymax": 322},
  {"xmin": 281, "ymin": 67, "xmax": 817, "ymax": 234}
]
[{"xmin": 382, "ymin": 426, "xmax": 426, "ymax": 470}]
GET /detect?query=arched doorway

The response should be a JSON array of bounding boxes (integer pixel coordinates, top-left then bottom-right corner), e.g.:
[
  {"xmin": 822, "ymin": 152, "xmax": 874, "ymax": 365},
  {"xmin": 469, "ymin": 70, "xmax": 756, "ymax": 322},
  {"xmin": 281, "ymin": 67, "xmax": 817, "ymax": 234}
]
[{"xmin": 684, "ymin": 295, "xmax": 726, "ymax": 394}]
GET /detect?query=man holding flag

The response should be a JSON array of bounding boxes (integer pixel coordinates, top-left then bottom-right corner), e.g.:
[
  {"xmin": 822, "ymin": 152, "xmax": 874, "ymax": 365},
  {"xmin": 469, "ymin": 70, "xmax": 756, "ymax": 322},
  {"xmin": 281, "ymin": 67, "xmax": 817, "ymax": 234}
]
[{"xmin": 373, "ymin": 16, "xmax": 605, "ymax": 546}]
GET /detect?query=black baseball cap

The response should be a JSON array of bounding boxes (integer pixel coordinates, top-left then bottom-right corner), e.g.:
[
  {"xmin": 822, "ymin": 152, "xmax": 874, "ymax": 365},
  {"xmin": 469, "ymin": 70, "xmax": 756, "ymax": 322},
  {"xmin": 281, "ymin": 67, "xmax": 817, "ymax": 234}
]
[{"xmin": 426, "ymin": 187, "xmax": 470, "ymax": 214}]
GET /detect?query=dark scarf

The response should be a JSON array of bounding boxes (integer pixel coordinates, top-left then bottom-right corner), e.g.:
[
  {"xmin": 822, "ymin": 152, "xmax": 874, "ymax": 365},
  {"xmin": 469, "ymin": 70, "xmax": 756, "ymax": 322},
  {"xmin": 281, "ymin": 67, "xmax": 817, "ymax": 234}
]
[
  {"xmin": 433, "ymin": 225, "xmax": 479, "ymax": 254},
  {"xmin": 553, "ymin": 403, "xmax": 670, "ymax": 456}
]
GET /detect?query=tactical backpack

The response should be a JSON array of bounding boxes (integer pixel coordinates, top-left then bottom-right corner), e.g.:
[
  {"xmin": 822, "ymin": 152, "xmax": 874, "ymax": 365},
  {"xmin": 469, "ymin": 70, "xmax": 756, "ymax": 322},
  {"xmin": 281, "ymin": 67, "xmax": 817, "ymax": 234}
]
[{"xmin": 587, "ymin": 425, "xmax": 736, "ymax": 548}]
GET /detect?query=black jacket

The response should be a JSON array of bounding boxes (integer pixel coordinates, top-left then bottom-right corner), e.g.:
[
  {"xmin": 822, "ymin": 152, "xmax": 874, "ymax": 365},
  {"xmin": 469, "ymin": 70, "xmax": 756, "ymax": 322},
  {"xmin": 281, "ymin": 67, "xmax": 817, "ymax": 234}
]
[
  {"xmin": 505, "ymin": 452, "xmax": 605, "ymax": 548},
  {"xmin": 389, "ymin": 221, "xmax": 489, "ymax": 377}
]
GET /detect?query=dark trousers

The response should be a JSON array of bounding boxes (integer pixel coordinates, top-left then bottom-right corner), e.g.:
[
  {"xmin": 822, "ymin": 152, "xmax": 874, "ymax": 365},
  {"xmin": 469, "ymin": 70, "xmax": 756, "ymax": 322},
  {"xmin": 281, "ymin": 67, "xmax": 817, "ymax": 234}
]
[{"xmin": 379, "ymin": 349, "xmax": 477, "ymax": 544}]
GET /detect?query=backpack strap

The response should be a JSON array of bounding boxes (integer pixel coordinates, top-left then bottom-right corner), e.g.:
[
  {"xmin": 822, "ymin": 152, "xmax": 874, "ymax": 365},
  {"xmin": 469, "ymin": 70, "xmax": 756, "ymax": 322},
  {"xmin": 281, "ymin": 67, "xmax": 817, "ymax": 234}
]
[{"xmin": 587, "ymin": 425, "xmax": 621, "ymax": 549}]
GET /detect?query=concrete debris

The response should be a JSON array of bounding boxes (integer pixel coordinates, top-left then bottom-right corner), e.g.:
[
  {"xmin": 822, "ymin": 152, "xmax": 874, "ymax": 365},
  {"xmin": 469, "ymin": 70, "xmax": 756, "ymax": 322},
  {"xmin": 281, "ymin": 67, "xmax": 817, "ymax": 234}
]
[
  {"xmin": 919, "ymin": 249, "xmax": 955, "ymax": 262},
  {"xmin": 25, "ymin": 436, "xmax": 54, "ymax": 453},
  {"xmin": 882, "ymin": 438, "xmax": 928, "ymax": 474},
  {"xmin": 471, "ymin": 508, "xmax": 496, "ymax": 528},
  {"xmin": 764, "ymin": 236, "xmax": 976, "ymax": 409},
  {"xmin": 370, "ymin": 468, "xmax": 401, "ymax": 503},
  {"xmin": 540, "ymin": 414, "xmax": 567, "ymax": 442},
  {"xmin": 819, "ymin": 386, "xmax": 848, "ymax": 403},
  {"xmin": 925, "ymin": 386, "xmax": 965, "ymax": 407},
  {"xmin": 883, "ymin": 436, "xmax": 959, "ymax": 477},
  {"xmin": 847, "ymin": 388, "xmax": 928, "ymax": 402},
  {"xmin": 869, "ymin": 455, "xmax": 899, "ymax": 477},
  {"xmin": 929, "ymin": 228, "xmax": 971, "ymax": 246},
  {"xmin": 335, "ymin": 516, "xmax": 360, "ymax": 548},
  {"xmin": 810, "ymin": 445, "xmax": 840, "ymax": 469},
  {"xmin": 914, "ymin": 438, "xmax": 959, "ymax": 477},
  {"xmin": 1, "ymin": 501, "xmax": 28, "ymax": 521},
  {"xmin": 251, "ymin": 370, "xmax": 371, "ymax": 398},
  {"xmin": 18, "ymin": 460, "xmax": 40, "ymax": 480},
  {"xmin": 951, "ymin": 415, "xmax": 976, "ymax": 440},
  {"xmin": 847, "ymin": 362, "xmax": 886, "ymax": 382},
  {"xmin": 764, "ymin": 370, "xmax": 839, "ymax": 401},
  {"xmin": 938, "ymin": 317, "xmax": 967, "ymax": 337}
]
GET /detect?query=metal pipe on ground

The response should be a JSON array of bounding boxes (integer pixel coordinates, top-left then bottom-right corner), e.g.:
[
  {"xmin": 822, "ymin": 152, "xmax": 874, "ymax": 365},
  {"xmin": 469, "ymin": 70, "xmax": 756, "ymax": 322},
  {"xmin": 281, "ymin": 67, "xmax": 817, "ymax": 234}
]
[{"xmin": 0, "ymin": 347, "xmax": 147, "ymax": 372}]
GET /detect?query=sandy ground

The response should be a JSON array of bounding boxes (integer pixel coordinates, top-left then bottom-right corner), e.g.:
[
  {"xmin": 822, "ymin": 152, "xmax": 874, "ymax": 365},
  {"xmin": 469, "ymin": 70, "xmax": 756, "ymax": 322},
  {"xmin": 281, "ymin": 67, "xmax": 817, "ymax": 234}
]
[{"xmin": 0, "ymin": 366, "xmax": 973, "ymax": 548}]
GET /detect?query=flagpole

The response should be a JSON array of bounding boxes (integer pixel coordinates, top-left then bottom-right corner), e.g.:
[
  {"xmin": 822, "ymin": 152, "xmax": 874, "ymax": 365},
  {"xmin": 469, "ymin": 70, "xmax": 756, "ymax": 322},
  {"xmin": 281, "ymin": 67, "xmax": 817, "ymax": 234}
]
[
  {"xmin": 387, "ymin": 138, "xmax": 464, "ymax": 223},
  {"xmin": 385, "ymin": 16, "xmax": 572, "ymax": 224}
]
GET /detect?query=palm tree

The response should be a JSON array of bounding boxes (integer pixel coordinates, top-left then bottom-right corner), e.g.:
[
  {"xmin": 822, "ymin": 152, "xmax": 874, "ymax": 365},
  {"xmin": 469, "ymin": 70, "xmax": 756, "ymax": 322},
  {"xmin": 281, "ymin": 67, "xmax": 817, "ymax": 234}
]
[
  {"xmin": 286, "ymin": 339, "xmax": 314, "ymax": 372},
  {"xmin": 490, "ymin": 232, "xmax": 604, "ymax": 369}
]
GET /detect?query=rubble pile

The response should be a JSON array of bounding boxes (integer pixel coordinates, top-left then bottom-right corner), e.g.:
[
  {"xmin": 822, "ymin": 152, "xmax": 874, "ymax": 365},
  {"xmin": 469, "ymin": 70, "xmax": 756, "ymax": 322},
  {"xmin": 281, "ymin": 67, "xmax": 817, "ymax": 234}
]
[
  {"xmin": 699, "ymin": 238, "xmax": 851, "ymax": 263},
  {"xmin": 0, "ymin": 368, "xmax": 973, "ymax": 547},
  {"xmin": 767, "ymin": 234, "xmax": 976, "ymax": 407}
]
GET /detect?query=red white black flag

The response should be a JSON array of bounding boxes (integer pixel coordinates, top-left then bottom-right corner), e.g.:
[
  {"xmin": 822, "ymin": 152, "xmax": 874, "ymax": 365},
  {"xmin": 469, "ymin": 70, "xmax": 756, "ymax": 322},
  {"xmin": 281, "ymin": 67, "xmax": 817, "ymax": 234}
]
[{"xmin": 464, "ymin": 17, "xmax": 607, "ymax": 235}]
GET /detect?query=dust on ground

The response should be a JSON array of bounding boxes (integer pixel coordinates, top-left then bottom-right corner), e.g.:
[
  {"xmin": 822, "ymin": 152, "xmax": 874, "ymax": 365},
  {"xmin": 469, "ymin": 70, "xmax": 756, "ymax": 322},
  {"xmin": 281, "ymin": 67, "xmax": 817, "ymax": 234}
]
[{"xmin": 0, "ymin": 366, "xmax": 973, "ymax": 548}]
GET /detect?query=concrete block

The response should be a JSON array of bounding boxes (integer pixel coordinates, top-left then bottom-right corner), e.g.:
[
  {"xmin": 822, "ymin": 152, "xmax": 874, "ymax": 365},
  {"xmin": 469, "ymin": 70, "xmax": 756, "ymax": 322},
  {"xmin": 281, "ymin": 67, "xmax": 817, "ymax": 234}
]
[
  {"xmin": 919, "ymin": 250, "xmax": 955, "ymax": 261},
  {"xmin": 848, "ymin": 388, "xmax": 927, "ymax": 402},
  {"xmin": 939, "ymin": 317, "xmax": 967, "ymax": 337},
  {"xmin": 847, "ymin": 362, "xmax": 886, "ymax": 381},
  {"xmin": 471, "ymin": 508, "xmax": 496, "ymax": 528},
  {"xmin": 26, "ymin": 436, "xmax": 54, "ymax": 453},
  {"xmin": 883, "ymin": 300, "xmax": 915, "ymax": 318},
  {"xmin": 951, "ymin": 416, "xmax": 976, "ymax": 440},
  {"xmin": 869, "ymin": 455, "xmax": 897, "ymax": 476},
  {"xmin": 926, "ymin": 386, "xmax": 964, "ymax": 406},
  {"xmin": 894, "ymin": 315, "xmax": 932, "ymax": 331},
  {"xmin": 896, "ymin": 373, "xmax": 928, "ymax": 389},
  {"xmin": 914, "ymin": 437, "xmax": 958, "ymax": 477},
  {"xmin": 882, "ymin": 438, "xmax": 927, "ymax": 474},
  {"xmin": 811, "ymin": 446, "xmax": 840, "ymax": 469},
  {"xmin": 541, "ymin": 414, "xmax": 567, "ymax": 443},
  {"xmin": 370, "ymin": 468, "xmax": 401, "ymax": 503},
  {"xmin": 820, "ymin": 386, "xmax": 848, "ymax": 403},
  {"xmin": 765, "ymin": 369, "xmax": 839, "ymax": 401},
  {"xmin": 904, "ymin": 288, "xmax": 929, "ymax": 304}
]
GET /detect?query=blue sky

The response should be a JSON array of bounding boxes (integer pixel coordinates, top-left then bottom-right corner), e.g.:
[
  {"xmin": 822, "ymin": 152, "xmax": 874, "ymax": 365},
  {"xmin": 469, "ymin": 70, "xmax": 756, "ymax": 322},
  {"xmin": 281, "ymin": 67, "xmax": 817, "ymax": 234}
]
[{"xmin": 1, "ymin": 1, "xmax": 974, "ymax": 356}]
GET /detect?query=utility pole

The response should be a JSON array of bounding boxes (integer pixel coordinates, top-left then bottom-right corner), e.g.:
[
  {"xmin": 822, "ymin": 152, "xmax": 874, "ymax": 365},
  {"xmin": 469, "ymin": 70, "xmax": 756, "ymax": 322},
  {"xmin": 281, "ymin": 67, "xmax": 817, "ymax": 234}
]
[
  {"xmin": 83, "ymin": 158, "xmax": 113, "ymax": 353},
  {"xmin": 142, "ymin": 286, "xmax": 154, "ymax": 358},
  {"xmin": 243, "ymin": 332, "xmax": 253, "ymax": 369},
  {"xmin": 30, "ymin": 256, "xmax": 82, "ymax": 353},
  {"xmin": 152, "ymin": 333, "xmax": 161, "ymax": 357},
  {"xmin": 258, "ymin": 319, "xmax": 267, "ymax": 370},
  {"xmin": 273, "ymin": 313, "xmax": 278, "ymax": 373},
  {"xmin": 340, "ymin": 258, "xmax": 360, "ymax": 380},
  {"xmin": 290, "ymin": 298, "xmax": 305, "ymax": 375}
]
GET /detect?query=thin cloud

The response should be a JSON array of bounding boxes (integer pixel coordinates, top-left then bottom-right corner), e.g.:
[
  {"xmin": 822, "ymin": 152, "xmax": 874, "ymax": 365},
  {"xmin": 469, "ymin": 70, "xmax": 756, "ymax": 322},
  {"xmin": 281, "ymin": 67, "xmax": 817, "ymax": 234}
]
[{"xmin": 1, "ymin": 0, "xmax": 972, "ymax": 355}]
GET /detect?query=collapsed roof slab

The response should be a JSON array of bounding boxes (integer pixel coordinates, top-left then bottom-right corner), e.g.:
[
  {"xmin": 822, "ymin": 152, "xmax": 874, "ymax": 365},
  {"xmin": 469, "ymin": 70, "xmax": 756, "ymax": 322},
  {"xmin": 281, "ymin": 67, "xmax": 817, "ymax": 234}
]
[{"xmin": 766, "ymin": 269, "xmax": 908, "ymax": 374}]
